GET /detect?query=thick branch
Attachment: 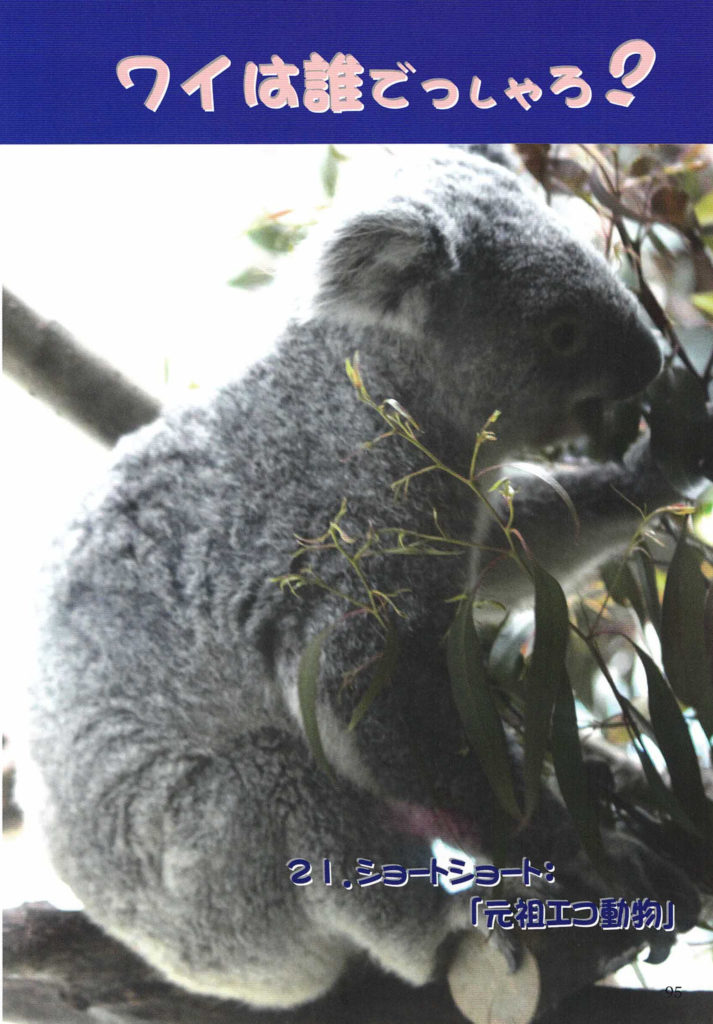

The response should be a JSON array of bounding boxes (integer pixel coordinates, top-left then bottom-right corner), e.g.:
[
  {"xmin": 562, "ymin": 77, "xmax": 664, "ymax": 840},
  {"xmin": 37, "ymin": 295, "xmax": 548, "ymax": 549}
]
[
  {"xmin": 2, "ymin": 289, "xmax": 160, "ymax": 446},
  {"xmin": 5, "ymin": 904, "xmax": 712, "ymax": 1024}
]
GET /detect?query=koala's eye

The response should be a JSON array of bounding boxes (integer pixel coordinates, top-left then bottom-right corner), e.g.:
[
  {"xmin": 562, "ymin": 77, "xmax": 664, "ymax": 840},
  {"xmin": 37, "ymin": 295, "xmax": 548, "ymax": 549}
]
[{"xmin": 546, "ymin": 318, "xmax": 583, "ymax": 356}]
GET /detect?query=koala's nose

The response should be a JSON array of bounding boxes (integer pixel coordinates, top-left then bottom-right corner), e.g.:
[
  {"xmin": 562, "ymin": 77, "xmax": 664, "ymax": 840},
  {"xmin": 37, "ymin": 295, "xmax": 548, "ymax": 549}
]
[{"xmin": 606, "ymin": 328, "xmax": 663, "ymax": 399}]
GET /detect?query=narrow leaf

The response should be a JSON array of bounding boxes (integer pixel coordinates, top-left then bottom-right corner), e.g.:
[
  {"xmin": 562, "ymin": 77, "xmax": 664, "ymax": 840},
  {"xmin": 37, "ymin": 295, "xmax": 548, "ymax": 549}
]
[
  {"xmin": 506, "ymin": 461, "xmax": 579, "ymax": 535},
  {"xmin": 661, "ymin": 529, "xmax": 713, "ymax": 738},
  {"xmin": 321, "ymin": 144, "xmax": 346, "ymax": 198},
  {"xmin": 632, "ymin": 543, "xmax": 661, "ymax": 633},
  {"xmin": 614, "ymin": 693, "xmax": 700, "ymax": 835},
  {"xmin": 705, "ymin": 582, "xmax": 713, "ymax": 672},
  {"xmin": 348, "ymin": 627, "xmax": 399, "ymax": 731},
  {"xmin": 524, "ymin": 562, "xmax": 569, "ymax": 817},
  {"xmin": 551, "ymin": 674, "xmax": 608, "ymax": 873},
  {"xmin": 298, "ymin": 624, "xmax": 337, "ymax": 777},
  {"xmin": 600, "ymin": 559, "xmax": 648, "ymax": 628},
  {"xmin": 446, "ymin": 600, "xmax": 521, "ymax": 820},
  {"xmin": 634, "ymin": 644, "xmax": 712, "ymax": 839}
]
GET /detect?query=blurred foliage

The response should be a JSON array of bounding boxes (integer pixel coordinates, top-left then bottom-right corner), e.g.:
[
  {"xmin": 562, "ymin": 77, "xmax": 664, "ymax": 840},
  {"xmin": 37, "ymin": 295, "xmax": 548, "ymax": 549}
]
[{"xmin": 229, "ymin": 145, "xmax": 346, "ymax": 290}]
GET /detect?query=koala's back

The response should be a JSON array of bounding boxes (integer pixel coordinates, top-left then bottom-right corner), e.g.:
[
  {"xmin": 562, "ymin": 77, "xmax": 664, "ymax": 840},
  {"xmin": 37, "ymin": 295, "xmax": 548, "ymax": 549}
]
[{"xmin": 32, "ymin": 319, "xmax": 419, "ymax": 826}]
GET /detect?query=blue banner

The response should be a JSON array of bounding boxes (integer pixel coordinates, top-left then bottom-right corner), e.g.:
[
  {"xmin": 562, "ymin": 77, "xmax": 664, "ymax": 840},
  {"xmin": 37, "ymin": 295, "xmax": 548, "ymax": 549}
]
[{"xmin": 1, "ymin": 0, "xmax": 711, "ymax": 143}]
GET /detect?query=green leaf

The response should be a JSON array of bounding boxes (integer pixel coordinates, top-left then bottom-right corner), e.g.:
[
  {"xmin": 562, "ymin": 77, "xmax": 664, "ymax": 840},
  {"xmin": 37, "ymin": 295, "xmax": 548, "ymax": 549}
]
[
  {"xmin": 228, "ymin": 266, "xmax": 273, "ymax": 290},
  {"xmin": 446, "ymin": 600, "xmax": 521, "ymax": 820},
  {"xmin": 692, "ymin": 291, "xmax": 713, "ymax": 318},
  {"xmin": 564, "ymin": 612, "xmax": 597, "ymax": 709},
  {"xmin": 321, "ymin": 144, "xmax": 346, "ymax": 198},
  {"xmin": 614, "ymin": 693, "xmax": 699, "ymax": 834},
  {"xmin": 298, "ymin": 625, "xmax": 337, "ymax": 777},
  {"xmin": 600, "ymin": 546, "xmax": 661, "ymax": 633},
  {"xmin": 348, "ymin": 626, "xmax": 399, "ymax": 731},
  {"xmin": 524, "ymin": 562, "xmax": 569, "ymax": 817},
  {"xmin": 632, "ymin": 543, "xmax": 662, "ymax": 634},
  {"xmin": 705, "ymin": 581, "xmax": 713, "ymax": 672},
  {"xmin": 551, "ymin": 674, "xmax": 608, "ymax": 873},
  {"xmin": 247, "ymin": 219, "xmax": 306, "ymax": 254},
  {"xmin": 634, "ymin": 644, "xmax": 712, "ymax": 839},
  {"xmin": 601, "ymin": 559, "xmax": 647, "ymax": 626},
  {"xmin": 506, "ymin": 461, "xmax": 579, "ymax": 534},
  {"xmin": 694, "ymin": 189, "xmax": 713, "ymax": 227},
  {"xmin": 487, "ymin": 613, "xmax": 527, "ymax": 694},
  {"xmin": 661, "ymin": 529, "xmax": 713, "ymax": 738}
]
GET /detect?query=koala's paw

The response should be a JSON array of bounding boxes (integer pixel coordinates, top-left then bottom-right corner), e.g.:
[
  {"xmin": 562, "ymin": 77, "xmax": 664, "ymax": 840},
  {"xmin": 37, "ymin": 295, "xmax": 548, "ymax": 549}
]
[{"xmin": 448, "ymin": 931, "xmax": 540, "ymax": 1024}]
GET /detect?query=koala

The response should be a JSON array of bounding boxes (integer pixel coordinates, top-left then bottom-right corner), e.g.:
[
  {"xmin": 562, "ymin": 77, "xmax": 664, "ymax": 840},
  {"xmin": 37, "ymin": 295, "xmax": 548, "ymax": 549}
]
[{"xmin": 31, "ymin": 148, "xmax": 704, "ymax": 1023}]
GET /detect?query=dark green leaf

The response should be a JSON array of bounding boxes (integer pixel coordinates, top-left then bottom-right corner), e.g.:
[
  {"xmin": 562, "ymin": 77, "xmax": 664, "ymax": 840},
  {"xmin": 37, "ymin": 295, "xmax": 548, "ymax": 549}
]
[
  {"xmin": 705, "ymin": 581, "xmax": 713, "ymax": 672},
  {"xmin": 524, "ymin": 562, "xmax": 569, "ymax": 817},
  {"xmin": 564, "ymin": 614, "xmax": 597, "ymax": 709},
  {"xmin": 487, "ymin": 613, "xmax": 527, "ymax": 694},
  {"xmin": 634, "ymin": 644, "xmax": 712, "ymax": 839},
  {"xmin": 446, "ymin": 600, "xmax": 521, "ymax": 820},
  {"xmin": 601, "ymin": 546, "xmax": 661, "ymax": 633},
  {"xmin": 348, "ymin": 626, "xmax": 399, "ymax": 731},
  {"xmin": 615, "ymin": 694, "xmax": 699, "ymax": 834},
  {"xmin": 551, "ymin": 674, "xmax": 608, "ymax": 873},
  {"xmin": 661, "ymin": 529, "xmax": 713, "ymax": 738},
  {"xmin": 600, "ymin": 559, "xmax": 647, "ymax": 627},
  {"xmin": 298, "ymin": 625, "xmax": 337, "ymax": 777},
  {"xmin": 632, "ymin": 543, "xmax": 662, "ymax": 634}
]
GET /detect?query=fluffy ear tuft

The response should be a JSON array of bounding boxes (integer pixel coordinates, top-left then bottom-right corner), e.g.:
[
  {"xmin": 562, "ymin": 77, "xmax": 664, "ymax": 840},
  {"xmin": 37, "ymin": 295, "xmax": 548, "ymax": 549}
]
[{"xmin": 315, "ymin": 206, "xmax": 456, "ymax": 334}]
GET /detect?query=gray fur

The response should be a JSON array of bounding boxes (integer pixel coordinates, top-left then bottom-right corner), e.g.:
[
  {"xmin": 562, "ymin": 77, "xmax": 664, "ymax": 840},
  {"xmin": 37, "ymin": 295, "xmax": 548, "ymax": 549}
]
[{"xmin": 32, "ymin": 149, "xmax": 699, "ymax": 1019}]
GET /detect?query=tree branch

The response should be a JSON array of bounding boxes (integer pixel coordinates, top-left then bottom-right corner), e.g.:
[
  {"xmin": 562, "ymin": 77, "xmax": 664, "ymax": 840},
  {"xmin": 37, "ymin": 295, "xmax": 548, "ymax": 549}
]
[
  {"xmin": 5, "ymin": 904, "xmax": 712, "ymax": 1024},
  {"xmin": 2, "ymin": 289, "xmax": 161, "ymax": 446}
]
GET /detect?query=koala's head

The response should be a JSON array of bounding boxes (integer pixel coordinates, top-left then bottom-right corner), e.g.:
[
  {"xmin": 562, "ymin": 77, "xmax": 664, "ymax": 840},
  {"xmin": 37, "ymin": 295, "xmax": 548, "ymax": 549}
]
[{"xmin": 314, "ymin": 151, "xmax": 662, "ymax": 453}]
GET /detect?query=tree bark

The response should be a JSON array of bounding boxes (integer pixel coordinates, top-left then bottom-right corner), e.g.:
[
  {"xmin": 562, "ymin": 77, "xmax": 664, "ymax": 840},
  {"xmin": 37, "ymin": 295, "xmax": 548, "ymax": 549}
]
[{"xmin": 2, "ymin": 289, "xmax": 160, "ymax": 446}]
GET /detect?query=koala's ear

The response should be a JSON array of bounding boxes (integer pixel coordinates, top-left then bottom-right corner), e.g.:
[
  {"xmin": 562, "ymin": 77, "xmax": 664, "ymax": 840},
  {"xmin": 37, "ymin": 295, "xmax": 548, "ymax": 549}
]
[{"xmin": 315, "ymin": 207, "xmax": 457, "ymax": 333}]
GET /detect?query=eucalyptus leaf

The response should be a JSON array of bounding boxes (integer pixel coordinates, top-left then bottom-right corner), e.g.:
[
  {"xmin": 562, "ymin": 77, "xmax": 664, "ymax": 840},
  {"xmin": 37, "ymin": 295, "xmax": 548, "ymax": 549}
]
[
  {"xmin": 298, "ymin": 624, "xmax": 337, "ymax": 777},
  {"xmin": 321, "ymin": 144, "xmax": 346, "ymax": 198},
  {"xmin": 446, "ymin": 600, "xmax": 521, "ymax": 820},
  {"xmin": 551, "ymin": 674, "xmax": 608, "ymax": 872},
  {"xmin": 615, "ymin": 693, "xmax": 699, "ymax": 834},
  {"xmin": 632, "ymin": 542, "xmax": 662, "ymax": 634},
  {"xmin": 247, "ymin": 220, "xmax": 306, "ymax": 254},
  {"xmin": 524, "ymin": 561, "xmax": 569, "ymax": 818},
  {"xmin": 661, "ymin": 529, "xmax": 713, "ymax": 738},
  {"xmin": 695, "ymin": 189, "xmax": 713, "ymax": 227},
  {"xmin": 634, "ymin": 643, "xmax": 712, "ymax": 839},
  {"xmin": 348, "ymin": 626, "xmax": 399, "ymax": 731},
  {"xmin": 692, "ymin": 291, "xmax": 713, "ymax": 318},
  {"xmin": 228, "ymin": 266, "xmax": 274, "ymax": 290},
  {"xmin": 600, "ymin": 559, "xmax": 647, "ymax": 626}
]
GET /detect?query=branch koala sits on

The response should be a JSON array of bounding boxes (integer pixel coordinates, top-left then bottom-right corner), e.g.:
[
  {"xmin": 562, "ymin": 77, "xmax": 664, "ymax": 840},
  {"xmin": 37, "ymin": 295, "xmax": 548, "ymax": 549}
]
[{"xmin": 32, "ymin": 148, "xmax": 705, "ymax": 1024}]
